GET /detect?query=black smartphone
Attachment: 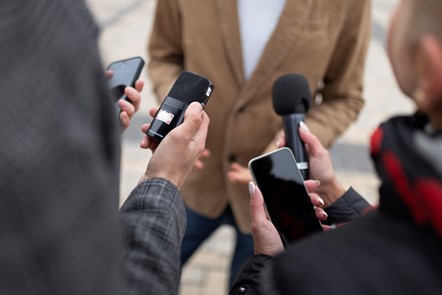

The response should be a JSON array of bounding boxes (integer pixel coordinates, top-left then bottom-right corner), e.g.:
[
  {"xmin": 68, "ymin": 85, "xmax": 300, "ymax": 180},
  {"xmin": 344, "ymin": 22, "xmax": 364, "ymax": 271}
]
[
  {"xmin": 106, "ymin": 56, "xmax": 145, "ymax": 103},
  {"xmin": 249, "ymin": 147, "xmax": 322, "ymax": 247},
  {"xmin": 147, "ymin": 70, "xmax": 214, "ymax": 142}
]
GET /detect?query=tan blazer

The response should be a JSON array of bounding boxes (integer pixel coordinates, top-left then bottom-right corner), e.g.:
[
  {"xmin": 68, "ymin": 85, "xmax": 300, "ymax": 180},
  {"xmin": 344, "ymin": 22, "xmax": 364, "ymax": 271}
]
[{"xmin": 148, "ymin": 0, "xmax": 371, "ymax": 233}]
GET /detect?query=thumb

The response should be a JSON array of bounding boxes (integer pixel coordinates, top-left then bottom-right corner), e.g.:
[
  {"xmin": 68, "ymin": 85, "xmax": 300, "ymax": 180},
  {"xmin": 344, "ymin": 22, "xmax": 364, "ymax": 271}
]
[
  {"xmin": 173, "ymin": 102, "xmax": 203, "ymax": 139},
  {"xmin": 249, "ymin": 182, "xmax": 268, "ymax": 225},
  {"xmin": 299, "ymin": 122, "xmax": 323, "ymax": 156}
]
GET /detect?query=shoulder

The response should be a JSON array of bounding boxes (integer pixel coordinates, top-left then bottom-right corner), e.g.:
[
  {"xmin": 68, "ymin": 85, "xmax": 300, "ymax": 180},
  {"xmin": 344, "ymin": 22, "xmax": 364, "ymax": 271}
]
[{"xmin": 269, "ymin": 211, "xmax": 442, "ymax": 294}]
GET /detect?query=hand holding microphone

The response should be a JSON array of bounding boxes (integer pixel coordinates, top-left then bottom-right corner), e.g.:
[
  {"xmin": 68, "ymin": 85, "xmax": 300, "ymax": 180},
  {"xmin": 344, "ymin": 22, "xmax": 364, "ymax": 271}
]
[{"xmin": 272, "ymin": 73, "xmax": 311, "ymax": 180}]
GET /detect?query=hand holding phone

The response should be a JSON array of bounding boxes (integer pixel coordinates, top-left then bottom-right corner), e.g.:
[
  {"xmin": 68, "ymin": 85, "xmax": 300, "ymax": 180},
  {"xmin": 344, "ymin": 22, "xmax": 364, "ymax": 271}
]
[
  {"xmin": 106, "ymin": 56, "xmax": 145, "ymax": 110},
  {"xmin": 249, "ymin": 147, "xmax": 322, "ymax": 247}
]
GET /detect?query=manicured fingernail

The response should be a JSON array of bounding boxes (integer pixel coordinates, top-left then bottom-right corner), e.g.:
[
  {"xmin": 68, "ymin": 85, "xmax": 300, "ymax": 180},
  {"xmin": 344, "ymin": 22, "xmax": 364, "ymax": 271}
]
[
  {"xmin": 248, "ymin": 182, "xmax": 255, "ymax": 197},
  {"xmin": 276, "ymin": 140, "xmax": 282, "ymax": 147},
  {"xmin": 300, "ymin": 121, "xmax": 310, "ymax": 133},
  {"xmin": 315, "ymin": 180, "xmax": 321, "ymax": 187},
  {"xmin": 322, "ymin": 211, "xmax": 328, "ymax": 219},
  {"xmin": 318, "ymin": 197, "xmax": 324, "ymax": 207}
]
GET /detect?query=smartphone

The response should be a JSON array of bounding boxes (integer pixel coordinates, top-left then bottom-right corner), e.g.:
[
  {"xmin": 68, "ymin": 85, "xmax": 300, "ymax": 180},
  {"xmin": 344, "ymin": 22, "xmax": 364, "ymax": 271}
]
[
  {"xmin": 249, "ymin": 147, "xmax": 322, "ymax": 246},
  {"xmin": 106, "ymin": 56, "xmax": 145, "ymax": 103},
  {"xmin": 147, "ymin": 70, "xmax": 214, "ymax": 142}
]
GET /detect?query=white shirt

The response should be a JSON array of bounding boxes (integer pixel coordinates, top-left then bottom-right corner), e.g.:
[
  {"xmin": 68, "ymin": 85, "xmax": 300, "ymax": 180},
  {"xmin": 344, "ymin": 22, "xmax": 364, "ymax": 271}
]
[{"xmin": 237, "ymin": 0, "xmax": 286, "ymax": 80}]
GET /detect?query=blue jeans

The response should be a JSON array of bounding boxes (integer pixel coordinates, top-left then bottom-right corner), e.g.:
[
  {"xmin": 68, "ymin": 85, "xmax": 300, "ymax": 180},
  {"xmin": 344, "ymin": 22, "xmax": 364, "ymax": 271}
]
[{"xmin": 181, "ymin": 205, "xmax": 254, "ymax": 287}]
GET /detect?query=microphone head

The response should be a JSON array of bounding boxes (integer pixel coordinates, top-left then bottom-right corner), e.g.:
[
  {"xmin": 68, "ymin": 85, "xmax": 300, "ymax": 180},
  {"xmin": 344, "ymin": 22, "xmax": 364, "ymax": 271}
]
[
  {"xmin": 272, "ymin": 73, "xmax": 311, "ymax": 115},
  {"xmin": 167, "ymin": 71, "xmax": 213, "ymax": 105}
]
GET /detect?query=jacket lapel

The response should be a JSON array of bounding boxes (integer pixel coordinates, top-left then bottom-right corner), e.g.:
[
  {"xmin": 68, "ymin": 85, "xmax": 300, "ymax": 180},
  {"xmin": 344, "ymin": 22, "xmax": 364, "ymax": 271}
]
[{"xmin": 215, "ymin": 0, "xmax": 245, "ymax": 88}]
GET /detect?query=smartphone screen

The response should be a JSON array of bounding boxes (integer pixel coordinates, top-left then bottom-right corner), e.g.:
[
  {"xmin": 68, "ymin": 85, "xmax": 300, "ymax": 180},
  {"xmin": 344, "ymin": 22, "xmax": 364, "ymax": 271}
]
[{"xmin": 249, "ymin": 147, "xmax": 322, "ymax": 246}]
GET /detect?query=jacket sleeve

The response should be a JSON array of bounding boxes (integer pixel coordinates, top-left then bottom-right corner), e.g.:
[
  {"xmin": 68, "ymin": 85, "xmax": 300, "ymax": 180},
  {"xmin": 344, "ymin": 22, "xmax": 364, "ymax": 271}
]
[
  {"xmin": 306, "ymin": 0, "xmax": 371, "ymax": 148},
  {"xmin": 147, "ymin": 0, "xmax": 184, "ymax": 101},
  {"xmin": 325, "ymin": 187, "xmax": 373, "ymax": 225},
  {"xmin": 230, "ymin": 255, "xmax": 275, "ymax": 295},
  {"xmin": 119, "ymin": 178, "xmax": 186, "ymax": 295}
]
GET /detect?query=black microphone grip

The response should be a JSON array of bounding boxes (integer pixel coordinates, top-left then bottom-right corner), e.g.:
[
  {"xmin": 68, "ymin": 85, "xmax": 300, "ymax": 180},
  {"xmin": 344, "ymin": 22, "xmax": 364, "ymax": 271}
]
[{"xmin": 282, "ymin": 114, "xmax": 309, "ymax": 180}]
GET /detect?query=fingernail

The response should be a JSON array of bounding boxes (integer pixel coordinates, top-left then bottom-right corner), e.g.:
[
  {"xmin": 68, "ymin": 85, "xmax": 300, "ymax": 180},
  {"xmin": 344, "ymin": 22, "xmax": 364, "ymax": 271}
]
[
  {"xmin": 300, "ymin": 121, "xmax": 310, "ymax": 133},
  {"xmin": 318, "ymin": 197, "xmax": 324, "ymax": 207},
  {"xmin": 315, "ymin": 180, "xmax": 321, "ymax": 187},
  {"xmin": 322, "ymin": 211, "xmax": 328, "ymax": 219},
  {"xmin": 248, "ymin": 182, "xmax": 255, "ymax": 197},
  {"xmin": 276, "ymin": 140, "xmax": 281, "ymax": 147}
]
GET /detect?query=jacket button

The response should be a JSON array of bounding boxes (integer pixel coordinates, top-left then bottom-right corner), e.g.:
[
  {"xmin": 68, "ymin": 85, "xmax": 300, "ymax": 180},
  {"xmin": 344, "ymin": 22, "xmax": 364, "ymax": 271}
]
[
  {"xmin": 228, "ymin": 154, "xmax": 237, "ymax": 163},
  {"xmin": 238, "ymin": 106, "xmax": 246, "ymax": 113},
  {"xmin": 239, "ymin": 286, "xmax": 246, "ymax": 293}
]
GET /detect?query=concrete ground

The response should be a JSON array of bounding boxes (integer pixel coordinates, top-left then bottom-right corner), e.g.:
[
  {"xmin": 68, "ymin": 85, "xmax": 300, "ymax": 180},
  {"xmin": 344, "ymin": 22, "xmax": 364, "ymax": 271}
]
[{"xmin": 85, "ymin": 0, "xmax": 415, "ymax": 294}]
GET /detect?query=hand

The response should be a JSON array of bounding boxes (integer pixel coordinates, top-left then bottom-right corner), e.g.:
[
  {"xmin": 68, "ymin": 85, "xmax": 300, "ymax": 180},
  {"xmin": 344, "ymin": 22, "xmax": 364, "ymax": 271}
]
[
  {"xmin": 105, "ymin": 70, "xmax": 144, "ymax": 131},
  {"xmin": 140, "ymin": 106, "xmax": 211, "ymax": 171},
  {"xmin": 249, "ymin": 180, "xmax": 331, "ymax": 257},
  {"xmin": 139, "ymin": 102, "xmax": 210, "ymax": 188},
  {"xmin": 249, "ymin": 182, "xmax": 284, "ymax": 256},
  {"xmin": 276, "ymin": 123, "xmax": 346, "ymax": 206},
  {"xmin": 118, "ymin": 79, "xmax": 144, "ymax": 130},
  {"xmin": 227, "ymin": 162, "xmax": 253, "ymax": 184}
]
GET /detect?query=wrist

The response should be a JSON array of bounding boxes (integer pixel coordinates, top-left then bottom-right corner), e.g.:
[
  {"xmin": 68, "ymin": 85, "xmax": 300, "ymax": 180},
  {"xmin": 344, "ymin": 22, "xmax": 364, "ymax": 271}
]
[{"xmin": 322, "ymin": 178, "xmax": 346, "ymax": 207}]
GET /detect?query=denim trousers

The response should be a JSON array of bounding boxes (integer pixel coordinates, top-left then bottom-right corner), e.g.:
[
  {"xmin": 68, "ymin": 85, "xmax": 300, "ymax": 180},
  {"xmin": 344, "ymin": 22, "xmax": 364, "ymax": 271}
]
[{"xmin": 181, "ymin": 205, "xmax": 254, "ymax": 287}]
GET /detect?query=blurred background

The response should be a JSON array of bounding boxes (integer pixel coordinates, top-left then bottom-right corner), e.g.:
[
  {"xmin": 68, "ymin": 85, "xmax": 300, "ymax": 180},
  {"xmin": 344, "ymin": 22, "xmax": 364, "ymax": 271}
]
[{"xmin": 85, "ymin": 0, "xmax": 414, "ymax": 294}]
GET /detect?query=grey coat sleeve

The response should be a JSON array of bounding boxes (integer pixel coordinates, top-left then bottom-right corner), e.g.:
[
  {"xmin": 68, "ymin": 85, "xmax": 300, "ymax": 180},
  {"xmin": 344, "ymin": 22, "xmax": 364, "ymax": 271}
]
[{"xmin": 120, "ymin": 178, "xmax": 186, "ymax": 295}]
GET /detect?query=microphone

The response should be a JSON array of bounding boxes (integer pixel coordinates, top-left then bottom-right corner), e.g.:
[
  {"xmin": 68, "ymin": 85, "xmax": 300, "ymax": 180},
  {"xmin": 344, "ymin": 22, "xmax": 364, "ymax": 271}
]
[
  {"xmin": 272, "ymin": 73, "xmax": 311, "ymax": 180},
  {"xmin": 147, "ymin": 71, "xmax": 214, "ymax": 142}
]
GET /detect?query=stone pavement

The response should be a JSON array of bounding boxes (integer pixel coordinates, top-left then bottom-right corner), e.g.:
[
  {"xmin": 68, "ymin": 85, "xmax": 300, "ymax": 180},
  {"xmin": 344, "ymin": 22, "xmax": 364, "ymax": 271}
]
[{"xmin": 85, "ymin": 0, "xmax": 414, "ymax": 294}]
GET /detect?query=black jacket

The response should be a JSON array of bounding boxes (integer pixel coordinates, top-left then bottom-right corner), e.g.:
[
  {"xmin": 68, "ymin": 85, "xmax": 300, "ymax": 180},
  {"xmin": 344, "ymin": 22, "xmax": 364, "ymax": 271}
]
[{"xmin": 231, "ymin": 189, "xmax": 442, "ymax": 295}]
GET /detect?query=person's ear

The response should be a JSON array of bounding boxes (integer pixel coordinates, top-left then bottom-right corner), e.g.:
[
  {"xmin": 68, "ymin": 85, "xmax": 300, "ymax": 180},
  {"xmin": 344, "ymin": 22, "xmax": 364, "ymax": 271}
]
[{"xmin": 415, "ymin": 35, "xmax": 442, "ymax": 110}]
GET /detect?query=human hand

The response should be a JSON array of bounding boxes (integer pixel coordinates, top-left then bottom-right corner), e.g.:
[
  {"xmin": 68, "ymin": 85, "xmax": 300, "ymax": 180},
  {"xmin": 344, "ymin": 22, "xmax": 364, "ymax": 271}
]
[
  {"xmin": 140, "ymin": 102, "xmax": 210, "ymax": 188},
  {"xmin": 249, "ymin": 179, "xmax": 331, "ymax": 257},
  {"xmin": 276, "ymin": 123, "xmax": 345, "ymax": 206},
  {"xmin": 227, "ymin": 162, "xmax": 253, "ymax": 184},
  {"xmin": 106, "ymin": 70, "xmax": 144, "ymax": 131},
  {"xmin": 249, "ymin": 182, "xmax": 284, "ymax": 256}
]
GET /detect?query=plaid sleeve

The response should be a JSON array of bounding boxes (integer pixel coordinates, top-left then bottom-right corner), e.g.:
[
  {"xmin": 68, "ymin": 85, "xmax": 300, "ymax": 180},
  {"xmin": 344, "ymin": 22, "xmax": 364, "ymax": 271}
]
[{"xmin": 120, "ymin": 178, "xmax": 186, "ymax": 294}]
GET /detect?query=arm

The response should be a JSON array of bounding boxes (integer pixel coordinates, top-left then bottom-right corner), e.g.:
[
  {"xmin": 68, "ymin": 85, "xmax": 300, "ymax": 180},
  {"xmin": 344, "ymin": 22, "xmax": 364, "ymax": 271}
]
[
  {"xmin": 325, "ymin": 187, "xmax": 372, "ymax": 225},
  {"xmin": 306, "ymin": 0, "xmax": 371, "ymax": 148},
  {"xmin": 148, "ymin": 0, "xmax": 184, "ymax": 100},
  {"xmin": 120, "ymin": 178, "xmax": 185, "ymax": 295},
  {"xmin": 120, "ymin": 102, "xmax": 210, "ymax": 294}
]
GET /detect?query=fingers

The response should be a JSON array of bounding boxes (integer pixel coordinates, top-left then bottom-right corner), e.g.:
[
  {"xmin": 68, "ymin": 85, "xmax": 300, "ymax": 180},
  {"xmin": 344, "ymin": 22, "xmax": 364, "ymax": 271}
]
[
  {"xmin": 149, "ymin": 107, "xmax": 159, "ymax": 118},
  {"xmin": 124, "ymin": 86, "xmax": 141, "ymax": 112},
  {"xmin": 304, "ymin": 179, "xmax": 321, "ymax": 193},
  {"xmin": 249, "ymin": 182, "xmax": 269, "ymax": 224},
  {"xmin": 194, "ymin": 149, "xmax": 211, "ymax": 170},
  {"xmin": 299, "ymin": 122, "xmax": 325, "ymax": 156},
  {"xmin": 134, "ymin": 79, "xmax": 144, "ymax": 92},
  {"xmin": 227, "ymin": 162, "xmax": 253, "ymax": 184},
  {"xmin": 140, "ymin": 123, "xmax": 158, "ymax": 150},
  {"xmin": 105, "ymin": 70, "xmax": 113, "ymax": 79},
  {"xmin": 118, "ymin": 99, "xmax": 135, "ymax": 117},
  {"xmin": 309, "ymin": 192, "xmax": 325, "ymax": 208},
  {"xmin": 315, "ymin": 207, "xmax": 328, "ymax": 221},
  {"xmin": 276, "ymin": 133, "xmax": 286, "ymax": 148}
]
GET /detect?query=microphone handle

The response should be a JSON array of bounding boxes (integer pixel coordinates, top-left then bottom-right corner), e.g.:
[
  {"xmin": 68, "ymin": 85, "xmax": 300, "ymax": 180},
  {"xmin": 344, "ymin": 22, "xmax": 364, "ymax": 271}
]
[{"xmin": 283, "ymin": 114, "xmax": 309, "ymax": 180}]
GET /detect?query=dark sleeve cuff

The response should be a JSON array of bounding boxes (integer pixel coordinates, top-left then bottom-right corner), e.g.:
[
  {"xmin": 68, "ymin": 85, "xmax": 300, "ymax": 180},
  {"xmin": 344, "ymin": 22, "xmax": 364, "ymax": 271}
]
[
  {"xmin": 324, "ymin": 187, "xmax": 372, "ymax": 224},
  {"xmin": 230, "ymin": 254, "xmax": 274, "ymax": 295}
]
